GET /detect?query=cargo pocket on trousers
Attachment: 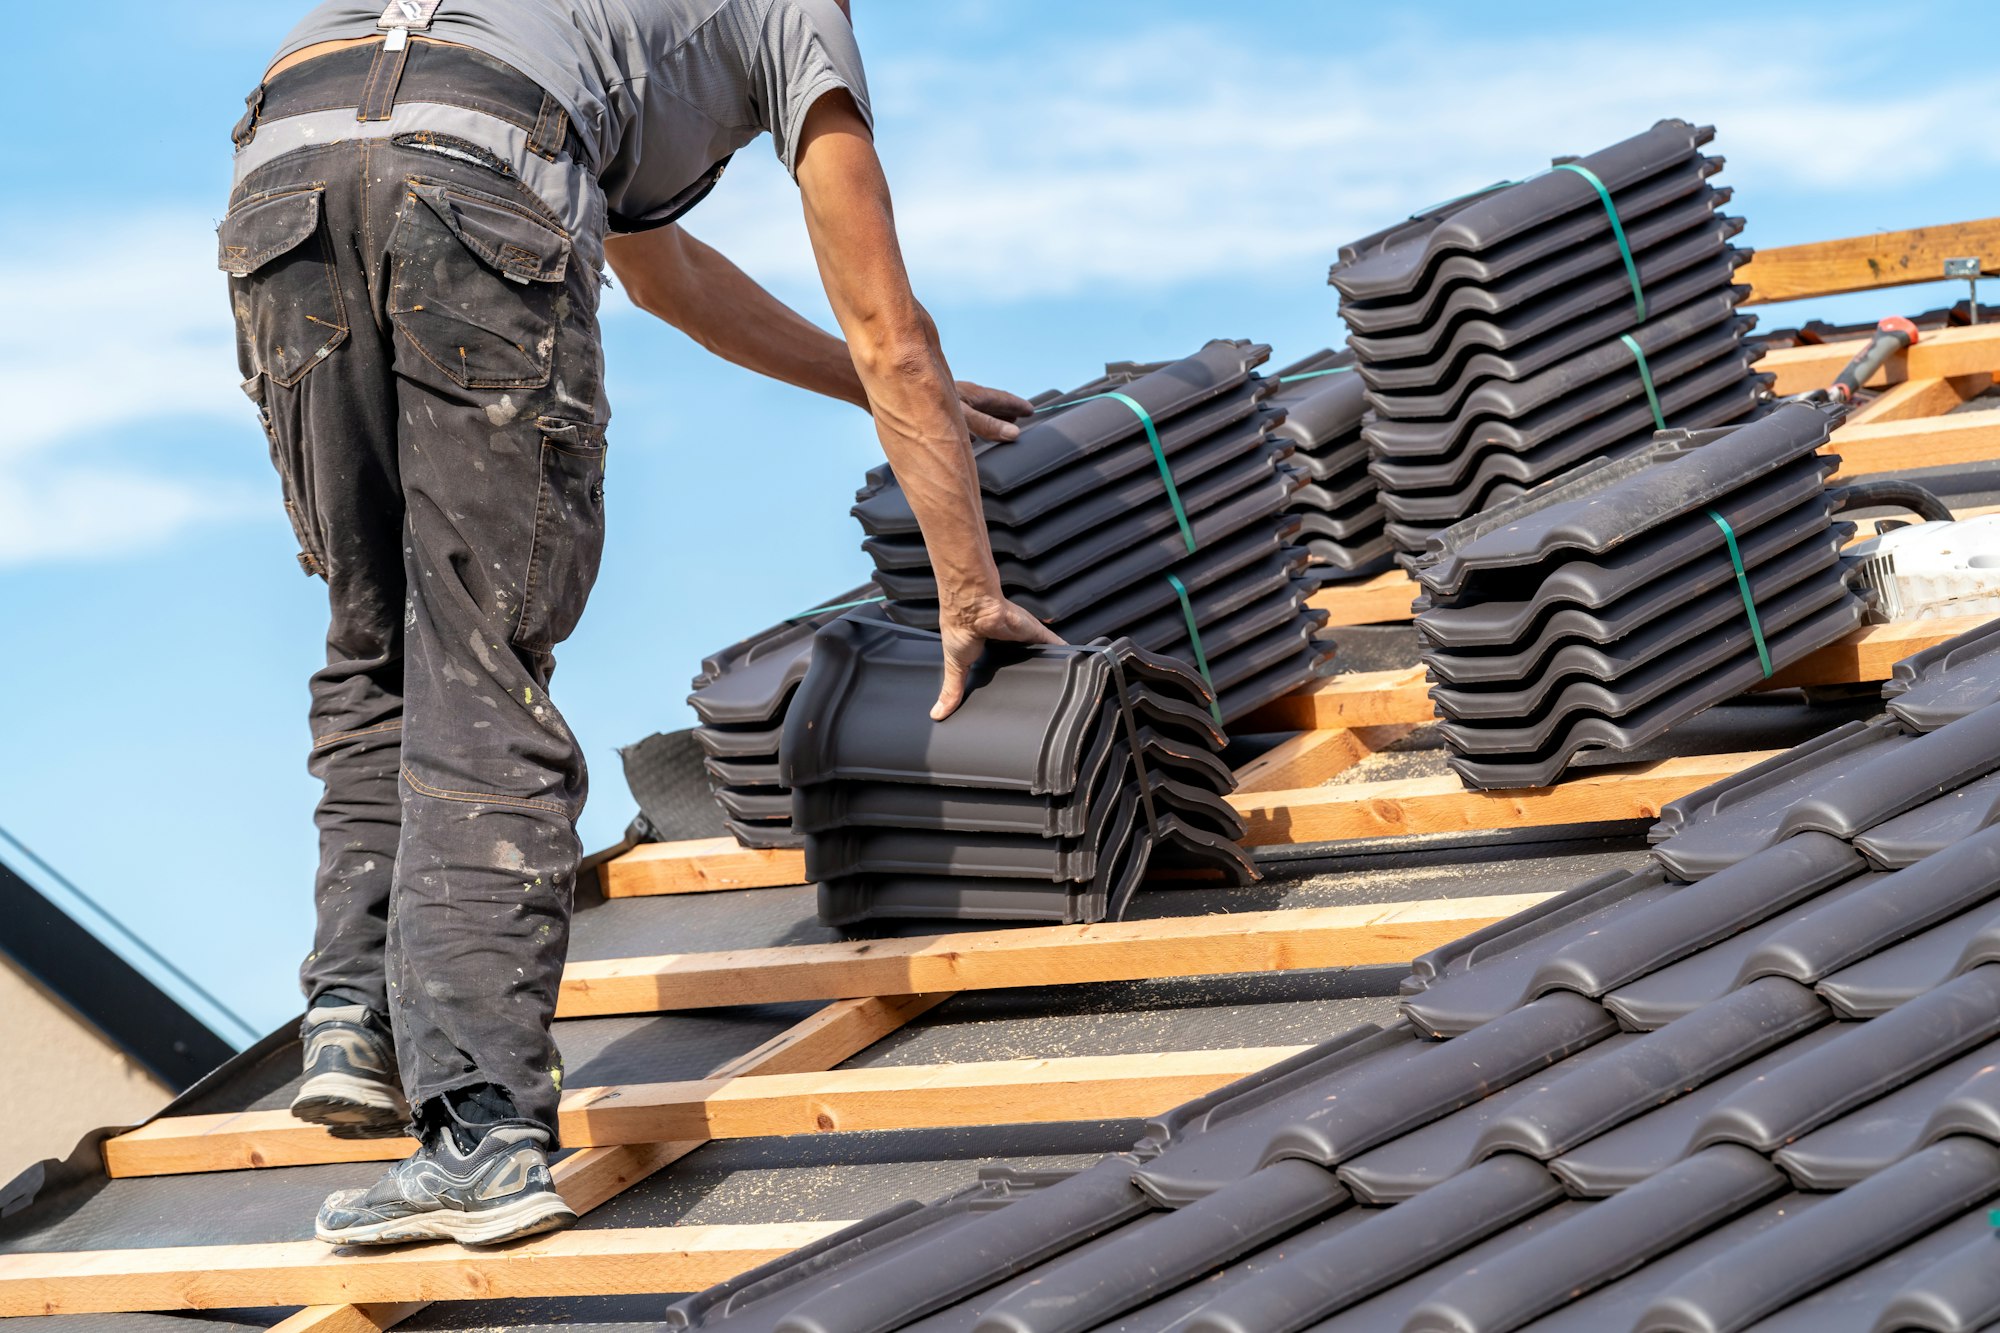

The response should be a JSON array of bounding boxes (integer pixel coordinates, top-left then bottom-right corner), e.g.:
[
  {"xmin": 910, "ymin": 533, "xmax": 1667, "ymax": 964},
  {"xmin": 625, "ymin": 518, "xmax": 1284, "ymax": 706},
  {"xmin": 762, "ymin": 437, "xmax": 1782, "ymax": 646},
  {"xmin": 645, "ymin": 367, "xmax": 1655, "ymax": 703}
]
[
  {"xmin": 514, "ymin": 419, "xmax": 607, "ymax": 651},
  {"xmin": 218, "ymin": 184, "xmax": 348, "ymax": 387},
  {"xmin": 388, "ymin": 177, "xmax": 572, "ymax": 390},
  {"xmin": 241, "ymin": 375, "xmax": 329, "ymax": 577}
]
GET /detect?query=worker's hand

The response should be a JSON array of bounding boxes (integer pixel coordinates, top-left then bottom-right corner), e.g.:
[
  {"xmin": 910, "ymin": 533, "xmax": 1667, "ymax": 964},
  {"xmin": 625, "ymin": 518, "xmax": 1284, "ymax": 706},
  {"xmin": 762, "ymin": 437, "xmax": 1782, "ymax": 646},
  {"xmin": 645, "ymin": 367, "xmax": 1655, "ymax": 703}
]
[
  {"xmin": 957, "ymin": 381, "xmax": 1036, "ymax": 442},
  {"xmin": 933, "ymin": 593, "xmax": 1065, "ymax": 720}
]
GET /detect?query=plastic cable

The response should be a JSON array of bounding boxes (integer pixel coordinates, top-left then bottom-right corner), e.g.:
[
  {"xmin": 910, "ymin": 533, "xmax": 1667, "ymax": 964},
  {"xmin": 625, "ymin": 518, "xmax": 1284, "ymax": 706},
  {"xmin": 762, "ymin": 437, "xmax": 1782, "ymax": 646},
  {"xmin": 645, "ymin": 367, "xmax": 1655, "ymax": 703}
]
[
  {"xmin": 1705, "ymin": 509, "xmax": 1773, "ymax": 677},
  {"xmin": 785, "ymin": 594, "xmax": 887, "ymax": 621},
  {"xmin": 1049, "ymin": 392, "xmax": 1197, "ymax": 554},
  {"xmin": 1554, "ymin": 162, "xmax": 1645, "ymax": 320},
  {"xmin": 1619, "ymin": 333, "xmax": 1667, "ymax": 432},
  {"xmin": 1275, "ymin": 367, "xmax": 1354, "ymax": 383},
  {"xmin": 1165, "ymin": 573, "xmax": 1224, "ymax": 725}
]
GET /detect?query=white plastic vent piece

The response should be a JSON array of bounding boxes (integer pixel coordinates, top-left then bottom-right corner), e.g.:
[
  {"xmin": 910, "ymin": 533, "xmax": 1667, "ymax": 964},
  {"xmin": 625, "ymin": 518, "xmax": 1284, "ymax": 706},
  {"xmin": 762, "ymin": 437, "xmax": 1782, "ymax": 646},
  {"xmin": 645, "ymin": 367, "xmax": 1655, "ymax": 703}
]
[{"xmin": 1848, "ymin": 515, "xmax": 2000, "ymax": 622}]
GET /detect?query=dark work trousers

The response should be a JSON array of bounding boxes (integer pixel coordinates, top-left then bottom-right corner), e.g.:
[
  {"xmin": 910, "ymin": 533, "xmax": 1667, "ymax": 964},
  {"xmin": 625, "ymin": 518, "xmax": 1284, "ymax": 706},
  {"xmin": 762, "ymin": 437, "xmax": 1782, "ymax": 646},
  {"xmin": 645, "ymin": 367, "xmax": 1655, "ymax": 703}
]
[{"xmin": 220, "ymin": 43, "xmax": 608, "ymax": 1141}]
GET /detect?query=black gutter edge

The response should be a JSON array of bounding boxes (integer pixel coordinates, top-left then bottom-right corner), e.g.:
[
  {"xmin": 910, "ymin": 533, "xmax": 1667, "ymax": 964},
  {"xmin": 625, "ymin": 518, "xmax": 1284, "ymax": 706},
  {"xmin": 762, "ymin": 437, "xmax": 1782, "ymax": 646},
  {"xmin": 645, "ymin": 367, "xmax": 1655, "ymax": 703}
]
[{"xmin": 0, "ymin": 853, "xmax": 236, "ymax": 1091}]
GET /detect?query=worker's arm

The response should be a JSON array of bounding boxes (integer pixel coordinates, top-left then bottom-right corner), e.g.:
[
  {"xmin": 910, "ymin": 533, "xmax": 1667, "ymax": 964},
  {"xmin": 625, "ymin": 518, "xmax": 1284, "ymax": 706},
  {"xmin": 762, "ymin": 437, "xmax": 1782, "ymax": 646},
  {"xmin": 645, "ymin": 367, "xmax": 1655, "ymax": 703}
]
[
  {"xmin": 606, "ymin": 218, "xmax": 1033, "ymax": 443},
  {"xmin": 789, "ymin": 89, "xmax": 1061, "ymax": 718}
]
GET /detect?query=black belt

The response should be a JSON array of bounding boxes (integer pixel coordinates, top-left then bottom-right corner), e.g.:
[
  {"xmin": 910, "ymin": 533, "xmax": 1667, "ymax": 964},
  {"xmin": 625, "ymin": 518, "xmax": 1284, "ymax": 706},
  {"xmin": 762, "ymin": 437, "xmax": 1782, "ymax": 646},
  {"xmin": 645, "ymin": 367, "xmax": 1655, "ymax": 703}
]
[{"xmin": 234, "ymin": 40, "xmax": 588, "ymax": 167}]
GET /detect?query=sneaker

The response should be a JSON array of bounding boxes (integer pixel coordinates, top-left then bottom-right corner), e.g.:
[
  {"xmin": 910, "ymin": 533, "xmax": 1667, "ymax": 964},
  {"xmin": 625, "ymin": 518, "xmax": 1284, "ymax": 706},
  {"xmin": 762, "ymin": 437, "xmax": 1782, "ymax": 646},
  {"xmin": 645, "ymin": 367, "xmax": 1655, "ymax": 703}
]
[
  {"xmin": 316, "ymin": 1125, "xmax": 576, "ymax": 1246},
  {"xmin": 290, "ymin": 1004, "xmax": 409, "ymax": 1138}
]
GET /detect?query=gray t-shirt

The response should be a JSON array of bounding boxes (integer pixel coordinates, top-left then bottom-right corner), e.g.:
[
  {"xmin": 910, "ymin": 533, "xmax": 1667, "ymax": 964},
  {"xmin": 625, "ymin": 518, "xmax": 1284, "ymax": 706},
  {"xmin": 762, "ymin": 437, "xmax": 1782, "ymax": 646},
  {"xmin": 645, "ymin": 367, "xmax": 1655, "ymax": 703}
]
[{"xmin": 276, "ymin": 0, "xmax": 872, "ymax": 233}]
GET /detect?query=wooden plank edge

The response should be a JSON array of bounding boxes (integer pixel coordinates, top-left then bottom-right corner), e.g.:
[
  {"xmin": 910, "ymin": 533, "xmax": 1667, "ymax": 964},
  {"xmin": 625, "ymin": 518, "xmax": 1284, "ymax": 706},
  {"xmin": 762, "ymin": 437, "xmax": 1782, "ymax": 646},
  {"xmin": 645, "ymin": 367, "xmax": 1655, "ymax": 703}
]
[
  {"xmin": 554, "ymin": 891, "xmax": 1552, "ymax": 1018},
  {"xmin": 0, "ymin": 1223, "xmax": 857, "ymax": 1318},
  {"xmin": 261, "ymin": 992, "xmax": 943, "ymax": 1333},
  {"xmin": 106, "ymin": 1046, "xmax": 1310, "ymax": 1179}
]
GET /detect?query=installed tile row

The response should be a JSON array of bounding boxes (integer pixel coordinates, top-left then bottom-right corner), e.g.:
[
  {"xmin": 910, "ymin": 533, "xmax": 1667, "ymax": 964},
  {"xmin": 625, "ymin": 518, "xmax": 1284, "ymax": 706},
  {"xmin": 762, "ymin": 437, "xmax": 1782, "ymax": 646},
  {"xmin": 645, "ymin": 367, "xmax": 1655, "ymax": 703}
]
[
  {"xmin": 853, "ymin": 340, "xmax": 1333, "ymax": 725},
  {"xmin": 1330, "ymin": 119, "xmax": 1771, "ymax": 558},
  {"xmin": 1409, "ymin": 398, "xmax": 1869, "ymax": 788},
  {"xmin": 778, "ymin": 618, "xmax": 1253, "ymax": 927},
  {"xmin": 666, "ymin": 614, "xmax": 2000, "ymax": 1333}
]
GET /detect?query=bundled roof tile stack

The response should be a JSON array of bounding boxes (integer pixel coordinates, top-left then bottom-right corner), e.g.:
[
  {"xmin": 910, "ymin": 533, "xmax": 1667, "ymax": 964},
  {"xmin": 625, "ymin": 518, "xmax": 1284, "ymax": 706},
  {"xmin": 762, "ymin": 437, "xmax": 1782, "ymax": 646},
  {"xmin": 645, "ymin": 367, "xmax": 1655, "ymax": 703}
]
[
  {"xmin": 851, "ymin": 340, "xmax": 1333, "ymax": 725},
  {"xmin": 1266, "ymin": 348, "xmax": 1391, "ymax": 574},
  {"xmin": 1411, "ymin": 399, "xmax": 1868, "ymax": 789},
  {"xmin": 667, "ymin": 620, "xmax": 2000, "ymax": 1333},
  {"xmin": 685, "ymin": 585, "xmax": 882, "ymax": 849},
  {"xmin": 1330, "ymin": 119, "xmax": 1770, "ymax": 558},
  {"xmin": 778, "ymin": 617, "xmax": 1254, "ymax": 927}
]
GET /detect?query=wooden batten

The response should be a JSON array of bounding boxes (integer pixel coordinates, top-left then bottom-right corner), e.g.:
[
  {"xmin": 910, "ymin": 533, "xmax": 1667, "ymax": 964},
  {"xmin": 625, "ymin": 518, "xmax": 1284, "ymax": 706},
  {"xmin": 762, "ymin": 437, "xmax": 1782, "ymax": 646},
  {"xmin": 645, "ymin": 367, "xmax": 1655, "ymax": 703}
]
[{"xmin": 1738, "ymin": 218, "xmax": 2000, "ymax": 306}]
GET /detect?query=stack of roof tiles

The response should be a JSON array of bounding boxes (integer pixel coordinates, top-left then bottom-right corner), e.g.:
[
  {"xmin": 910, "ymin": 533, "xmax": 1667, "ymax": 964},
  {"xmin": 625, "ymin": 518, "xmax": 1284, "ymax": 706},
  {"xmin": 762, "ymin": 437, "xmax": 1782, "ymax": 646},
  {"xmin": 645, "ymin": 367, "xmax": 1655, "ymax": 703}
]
[
  {"xmin": 1411, "ymin": 399, "xmax": 1868, "ymax": 789},
  {"xmin": 1265, "ymin": 348, "xmax": 1391, "ymax": 574},
  {"xmin": 1330, "ymin": 118, "xmax": 1769, "ymax": 558},
  {"xmin": 851, "ymin": 340, "xmax": 1332, "ymax": 725},
  {"xmin": 685, "ymin": 586, "xmax": 881, "ymax": 849},
  {"xmin": 778, "ymin": 617, "xmax": 1254, "ymax": 928},
  {"xmin": 666, "ymin": 615, "xmax": 2000, "ymax": 1333}
]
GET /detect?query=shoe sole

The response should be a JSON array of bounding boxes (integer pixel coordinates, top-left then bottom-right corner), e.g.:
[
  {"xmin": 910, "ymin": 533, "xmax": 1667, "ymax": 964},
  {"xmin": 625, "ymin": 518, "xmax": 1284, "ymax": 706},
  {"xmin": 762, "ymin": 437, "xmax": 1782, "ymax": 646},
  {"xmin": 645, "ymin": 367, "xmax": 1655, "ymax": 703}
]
[
  {"xmin": 291, "ymin": 1072, "xmax": 410, "ymax": 1138},
  {"xmin": 316, "ymin": 1190, "xmax": 578, "ymax": 1247}
]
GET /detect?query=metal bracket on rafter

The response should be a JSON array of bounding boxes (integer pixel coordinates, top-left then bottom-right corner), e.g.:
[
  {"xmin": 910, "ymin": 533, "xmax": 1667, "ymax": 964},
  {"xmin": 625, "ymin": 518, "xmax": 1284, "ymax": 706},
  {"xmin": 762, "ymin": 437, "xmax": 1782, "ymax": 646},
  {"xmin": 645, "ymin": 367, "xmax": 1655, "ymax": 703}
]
[{"xmin": 1945, "ymin": 256, "xmax": 1984, "ymax": 324}]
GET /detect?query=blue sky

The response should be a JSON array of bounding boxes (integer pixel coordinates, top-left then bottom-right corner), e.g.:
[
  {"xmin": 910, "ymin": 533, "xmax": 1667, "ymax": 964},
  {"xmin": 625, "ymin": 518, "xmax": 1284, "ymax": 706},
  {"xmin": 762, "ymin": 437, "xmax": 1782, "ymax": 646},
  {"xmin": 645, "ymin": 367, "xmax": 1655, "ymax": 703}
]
[{"xmin": 4, "ymin": 0, "xmax": 1995, "ymax": 1044}]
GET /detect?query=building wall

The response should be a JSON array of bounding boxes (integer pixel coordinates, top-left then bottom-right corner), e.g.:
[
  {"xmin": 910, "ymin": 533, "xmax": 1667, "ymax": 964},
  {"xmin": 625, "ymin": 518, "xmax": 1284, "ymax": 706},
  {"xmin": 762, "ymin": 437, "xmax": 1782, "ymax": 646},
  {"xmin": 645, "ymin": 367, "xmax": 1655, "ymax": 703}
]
[{"xmin": 0, "ymin": 955, "xmax": 171, "ymax": 1185}]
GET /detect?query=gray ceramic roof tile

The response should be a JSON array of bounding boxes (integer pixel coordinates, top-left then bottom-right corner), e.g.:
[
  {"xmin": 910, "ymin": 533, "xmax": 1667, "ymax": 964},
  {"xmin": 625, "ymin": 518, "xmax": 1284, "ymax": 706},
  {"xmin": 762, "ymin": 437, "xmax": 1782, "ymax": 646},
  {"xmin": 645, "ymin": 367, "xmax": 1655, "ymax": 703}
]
[
  {"xmin": 1813, "ymin": 906, "xmax": 2000, "ymax": 1019},
  {"xmin": 1430, "ymin": 566, "xmax": 1853, "ymax": 722},
  {"xmin": 1413, "ymin": 400, "xmax": 1842, "ymax": 593},
  {"xmin": 1602, "ymin": 875, "xmax": 1885, "ymax": 1030},
  {"xmin": 851, "ymin": 389, "xmax": 1269, "ymax": 537},
  {"xmin": 1370, "ymin": 334, "xmax": 1761, "ymax": 493},
  {"xmin": 1424, "ymin": 524, "xmax": 1845, "ymax": 687},
  {"xmin": 1772, "ymin": 1037, "xmax": 2000, "ymax": 1190},
  {"xmin": 1364, "ymin": 293, "xmax": 1747, "ymax": 456},
  {"xmin": 1635, "ymin": 1137, "xmax": 2000, "ymax": 1333},
  {"xmin": 1767, "ymin": 702, "xmax": 2000, "ymax": 843},
  {"xmin": 1528, "ymin": 834, "xmax": 1861, "ymax": 1000},
  {"xmin": 1649, "ymin": 719, "xmax": 1911, "ymax": 878},
  {"xmin": 1342, "ymin": 186, "xmax": 1733, "ymax": 337},
  {"xmin": 1885, "ymin": 617, "xmax": 2000, "ymax": 733},
  {"xmin": 1404, "ymin": 1145, "xmax": 1785, "ymax": 1333},
  {"xmin": 1692, "ymin": 967, "xmax": 2000, "ymax": 1154},
  {"xmin": 1479, "ymin": 980, "xmax": 1830, "ymax": 1164},
  {"xmin": 1402, "ymin": 866, "xmax": 1677, "ymax": 1035},
  {"xmin": 1442, "ymin": 594, "xmax": 1867, "ymax": 788},
  {"xmin": 1412, "ymin": 474, "xmax": 1837, "ymax": 649},
  {"xmin": 1336, "ymin": 1035, "xmax": 1638, "ymax": 1202},
  {"xmin": 1739, "ymin": 826, "xmax": 2000, "ymax": 985},
  {"xmin": 1803, "ymin": 1210, "xmax": 2000, "ymax": 1333},
  {"xmin": 1346, "ymin": 211, "xmax": 1744, "ymax": 368},
  {"xmin": 1852, "ymin": 770, "xmax": 2000, "ymax": 868},
  {"xmin": 1549, "ymin": 1026, "xmax": 1849, "ymax": 1196},
  {"xmin": 1357, "ymin": 254, "xmax": 1747, "ymax": 399},
  {"xmin": 969, "ymin": 1159, "xmax": 1345, "ymax": 1333},
  {"xmin": 1183, "ymin": 1157, "xmax": 1564, "ymax": 1333},
  {"xmin": 1331, "ymin": 120, "xmax": 1716, "ymax": 299},
  {"xmin": 1257, "ymin": 992, "xmax": 1617, "ymax": 1171}
]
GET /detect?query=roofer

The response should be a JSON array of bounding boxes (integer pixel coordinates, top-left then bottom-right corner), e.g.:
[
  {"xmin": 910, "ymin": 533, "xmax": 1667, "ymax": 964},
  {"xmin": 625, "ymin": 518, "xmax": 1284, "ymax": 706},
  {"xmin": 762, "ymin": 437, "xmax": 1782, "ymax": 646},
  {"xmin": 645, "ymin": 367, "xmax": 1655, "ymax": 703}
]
[{"xmin": 222, "ymin": 0, "xmax": 1058, "ymax": 1247}]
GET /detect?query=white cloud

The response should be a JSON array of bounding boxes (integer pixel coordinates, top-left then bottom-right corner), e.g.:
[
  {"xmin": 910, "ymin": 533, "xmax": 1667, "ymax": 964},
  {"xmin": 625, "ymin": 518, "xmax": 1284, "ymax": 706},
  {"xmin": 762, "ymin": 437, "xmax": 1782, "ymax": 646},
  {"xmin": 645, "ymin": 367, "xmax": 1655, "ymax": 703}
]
[
  {"xmin": 0, "ymin": 210, "xmax": 257, "ymax": 567},
  {"xmin": 12, "ymin": 16, "xmax": 1998, "ymax": 565},
  {"xmin": 684, "ymin": 20, "xmax": 2000, "ymax": 305}
]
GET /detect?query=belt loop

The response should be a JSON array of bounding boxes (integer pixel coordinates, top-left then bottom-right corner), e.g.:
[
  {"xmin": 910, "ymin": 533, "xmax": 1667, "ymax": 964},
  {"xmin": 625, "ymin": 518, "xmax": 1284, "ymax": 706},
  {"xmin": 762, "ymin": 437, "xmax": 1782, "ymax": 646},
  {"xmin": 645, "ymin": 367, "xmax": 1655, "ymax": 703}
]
[
  {"xmin": 356, "ymin": 36, "xmax": 412, "ymax": 122},
  {"xmin": 232, "ymin": 83, "xmax": 266, "ymax": 148},
  {"xmin": 527, "ymin": 92, "xmax": 568, "ymax": 161}
]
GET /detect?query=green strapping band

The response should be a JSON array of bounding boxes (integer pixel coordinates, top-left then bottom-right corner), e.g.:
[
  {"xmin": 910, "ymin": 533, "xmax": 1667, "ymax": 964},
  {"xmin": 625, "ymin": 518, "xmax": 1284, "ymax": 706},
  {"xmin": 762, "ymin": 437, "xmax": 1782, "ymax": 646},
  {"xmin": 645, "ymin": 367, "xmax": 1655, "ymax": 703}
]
[
  {"xmin": 1070, "ymin": 391, "xmax": 1197, "ymax": 554},
  {"xmin": 786, "ymin": 594, "xmax": 887, "ymax": 621},
  {"xmin": 1706, "ymin": 509, "xmax": 1773, "ymax": 677},
  {"xmin": 1275, "ymin": 367, "xmax": 1355, "ymax": 383},
  {"xmin": 1554, "ymin": 162, "xmax": 1645, "ymax": 320},
  {"xmin": 1619, "ymin": 333, "xmax": 1667, "ymax": 432},
  {"xmin": 1166, "ymin": 572, "xmax": 1224, "ymax": 724}
]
